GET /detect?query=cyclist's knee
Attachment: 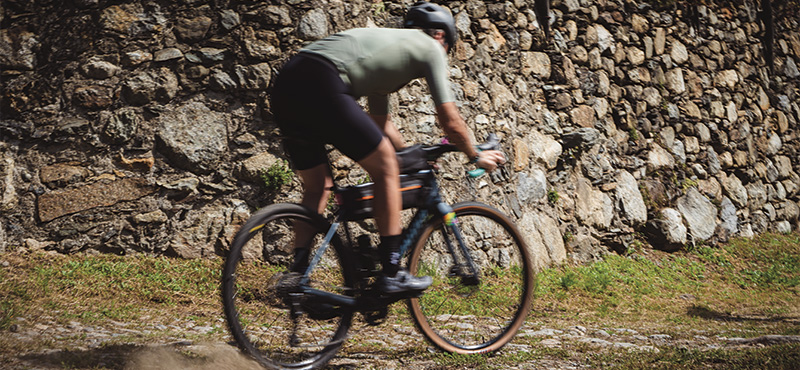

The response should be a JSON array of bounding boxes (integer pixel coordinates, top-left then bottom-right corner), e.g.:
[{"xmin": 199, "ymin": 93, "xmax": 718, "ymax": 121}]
[{"xmin": 359, "ymin": 139, "xmax": 399, "ymax": 179}]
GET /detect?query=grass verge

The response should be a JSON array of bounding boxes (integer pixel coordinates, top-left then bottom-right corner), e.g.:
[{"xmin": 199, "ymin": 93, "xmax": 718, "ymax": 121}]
[
  {"xmin": 533, "ymin": 232, "xmax": 800, "ymax": 335},
  {"xmin": 1, "ymin": 253, "xmax": 221, "ymax": 329},
  {"xmin": 1, "ymin": 232, "xmax": 799, "ymax": 369},
  {"xmin": 585, "ymin": 343, "xmax": 800, "ymax": 370}
]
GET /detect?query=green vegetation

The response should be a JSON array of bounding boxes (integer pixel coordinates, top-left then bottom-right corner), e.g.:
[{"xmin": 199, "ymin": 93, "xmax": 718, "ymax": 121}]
[
  {"xmin": 547, "ymin": 189, "xmax": 560, "ymax": 204},
  {"xmin": 1, "ymin": 232, "xmax": 798, "ymax": 369},
  {"xmin": 260, "ymin": 160, "xmax": 293, "ymax": 191},
  {"xmin": 427, "ymin": 343, "xmax": 576, "ymax": 370},
  {"xmin": 356, "ymin": 174, "xmax": 372, "ymax": 185},
  {"xmin": 371, "ymin": 1, "xmax": 386, "ymax": 16},
  {"xmin": 586, "ymin": 343, "xmax": 800, "ymax": 370},
  {"xmin": 414, "ymin": 262, "xmax": 526, "ymax": 317},
  {"xmin": 0, "ymin": 300, "xmax": 17, "ymax": 331},
  {"xmin": 721, "ymin": 233, "xmax": 800, "ymax": 289},
  {"xmin": 326, "ymin": 192, "xmax": 338, "ymax": 212},
  {"xmin": 0, "ymin": 254, "xmax": 220, "ymax": 329},
  {"xmin": 428, "ymin": 342, "xmax": 800, "ymax": 370},
  {"xmin": 534, "ymin": 232, "xmax": 800, "ymax": 332},
  {"xmin": 562, "ymin": 230, "xmax": 574, "ymax": 243},
  {"xmin": 432, "ymin": 352, "xmax": 489, "ymax": 368}
]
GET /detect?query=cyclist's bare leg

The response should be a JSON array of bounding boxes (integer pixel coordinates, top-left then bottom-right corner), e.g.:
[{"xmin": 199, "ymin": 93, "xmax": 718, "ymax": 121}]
[
  {"xmin": 356, "ymin": 137, "xmax": 401, "ymax": 236},
  {"xmin": 288, "ymin": 137, "xmax": 402, "ymax": 274},
  {"xmin": 358, "ymin": 138, "xmax": 404, "ymax": 280},
  {"xmin": 290, "ymin": 164, "xmax": 333, "ymax": 271},
  {"xmin": 297, "ymin": 163, "xmax": 333, "ymax": 215},
  {"xmin": 359, "ymin": 138, "xmax": 430, "ymax": 292}
]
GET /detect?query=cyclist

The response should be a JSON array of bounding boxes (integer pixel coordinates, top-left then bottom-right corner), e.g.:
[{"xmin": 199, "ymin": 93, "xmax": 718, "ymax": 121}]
[{"xmin": 271, "ymin": 1, "xmax": 505, "ymax": 294}]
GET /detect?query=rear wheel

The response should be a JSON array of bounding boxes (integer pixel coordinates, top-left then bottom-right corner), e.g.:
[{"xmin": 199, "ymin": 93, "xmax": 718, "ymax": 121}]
[
  {"xmin": 407, "ymin": 202, "xmax": 535, "ymax": 354},
  {"xmin": 222, "ymin": 203, "xmax": 355, "ymax": 370}
]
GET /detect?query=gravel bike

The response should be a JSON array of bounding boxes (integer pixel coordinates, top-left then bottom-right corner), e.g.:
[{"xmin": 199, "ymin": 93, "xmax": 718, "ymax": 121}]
[{"xmin": 222, "ymin": 135, "xmax": 536, "ymax": 370}]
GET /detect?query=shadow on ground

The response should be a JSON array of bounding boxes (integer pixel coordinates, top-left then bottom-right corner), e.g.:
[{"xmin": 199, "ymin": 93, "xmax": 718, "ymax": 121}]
[
  {"xmin": 20, "ymin": 344, "xmax": 136, "ymax": 369},
  {"xmin": 688, "ymin": 304, "xmax": 800, "ymax": 324}
]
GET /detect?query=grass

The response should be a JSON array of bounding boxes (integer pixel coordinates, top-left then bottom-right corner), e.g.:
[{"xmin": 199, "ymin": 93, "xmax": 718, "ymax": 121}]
[
  {"xmin": 421, "ymin": 268, "xmax": 526, "ymax": 316},
  {"xmin": 533, "ymin": 232, "xmax": 800, "ymax": 332},
  {"xmin": 1, "ymin": 232, "xmax": 799, "ymax": 369},
  {"xmin": 428, "ymin": 342, "xmax": 800, "ymax": 370},
  {"xmin": 1, "ymin": 253, "xmax": 220, "ymax": 329},
  {"xmin": 585, "ymin": 343, "xmax": 800, "ymax": 370}
]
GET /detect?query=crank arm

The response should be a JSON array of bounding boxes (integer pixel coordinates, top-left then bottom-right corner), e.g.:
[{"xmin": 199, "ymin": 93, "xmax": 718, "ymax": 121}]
[{"xmin": 302, "ymin": 287, "xmax": 356, "ymax": 307}]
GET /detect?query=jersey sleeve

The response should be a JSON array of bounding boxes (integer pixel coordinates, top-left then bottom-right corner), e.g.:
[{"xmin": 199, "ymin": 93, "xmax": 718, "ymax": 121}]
[{"xmin": 419, "ymin": 39, "xmax": 455, "ymax": 107}]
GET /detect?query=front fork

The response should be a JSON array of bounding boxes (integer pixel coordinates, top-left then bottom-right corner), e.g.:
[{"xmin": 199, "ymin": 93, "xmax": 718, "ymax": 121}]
[{"xmin": 434, "ymin": 203, "xmax": 480, "ymax": 286}]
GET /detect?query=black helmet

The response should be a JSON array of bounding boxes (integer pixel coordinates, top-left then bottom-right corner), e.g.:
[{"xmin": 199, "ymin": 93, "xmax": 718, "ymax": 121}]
[{"xmin": 404, "ymin": 1, "xmax": 457, "ymax": 49}]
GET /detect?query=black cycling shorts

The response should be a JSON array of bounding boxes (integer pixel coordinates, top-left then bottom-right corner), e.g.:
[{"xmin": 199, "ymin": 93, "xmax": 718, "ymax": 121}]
[{"xmin": 271, "ymin": 53, "xmax": 384, "ymax": 171}]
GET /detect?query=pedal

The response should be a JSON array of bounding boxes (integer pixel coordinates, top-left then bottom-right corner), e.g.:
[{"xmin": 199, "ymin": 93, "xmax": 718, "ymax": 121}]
[{"xmin": 449, "ymin": 265, "xmax": 479, "ymax": 286}]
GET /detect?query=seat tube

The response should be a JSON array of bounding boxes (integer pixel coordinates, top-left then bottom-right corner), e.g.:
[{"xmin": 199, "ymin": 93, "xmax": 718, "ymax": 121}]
[{"xmin": 301, "ymin": 221, "xmax": 340, "ymax": 284}]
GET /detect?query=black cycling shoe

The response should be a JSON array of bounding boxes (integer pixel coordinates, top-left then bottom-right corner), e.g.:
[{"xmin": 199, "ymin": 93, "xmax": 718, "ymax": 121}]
[{"xmin": 377, "ymin": 269, "xmax": 432, "ymax": 295}]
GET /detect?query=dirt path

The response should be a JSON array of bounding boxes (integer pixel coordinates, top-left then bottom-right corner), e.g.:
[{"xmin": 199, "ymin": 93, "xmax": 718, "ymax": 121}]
[{"xmin": 5, "ymin": 311, "xmax": 798, "ymax": 370}]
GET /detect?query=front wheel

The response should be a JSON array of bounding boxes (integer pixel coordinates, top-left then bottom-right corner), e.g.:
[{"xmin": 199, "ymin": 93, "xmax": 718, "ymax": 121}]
[
  {"xmin": 221, "ymin": 203, "xmax": 355, "ymax": 370},
  {"xmin": 407, "ymin": 202, "xmax": 536, "ymax": 354}
]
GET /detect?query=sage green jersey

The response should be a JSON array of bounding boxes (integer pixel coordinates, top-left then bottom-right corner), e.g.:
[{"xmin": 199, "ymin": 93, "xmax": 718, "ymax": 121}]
[{"xmin": 300, "ymin": 28, "xmax": 455, "ymax": 115}]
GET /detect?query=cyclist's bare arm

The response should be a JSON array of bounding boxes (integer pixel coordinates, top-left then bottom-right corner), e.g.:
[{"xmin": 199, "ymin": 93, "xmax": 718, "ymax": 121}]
[
  {"xmin": 370, "ymin": 113, "xmax": 406, "ymax": 150},
  {"xmin": 436, "ymin": 102, "xmax": 506, "ymax": 172}
]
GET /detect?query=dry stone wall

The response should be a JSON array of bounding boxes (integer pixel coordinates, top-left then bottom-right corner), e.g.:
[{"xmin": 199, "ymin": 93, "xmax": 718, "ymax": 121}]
[{"xmin": 1, "ymin": 0, "xmax": 798, "ymax": 266}]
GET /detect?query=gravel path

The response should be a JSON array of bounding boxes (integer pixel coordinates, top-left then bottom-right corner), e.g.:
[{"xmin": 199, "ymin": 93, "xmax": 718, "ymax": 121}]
[{"xmin": 5, "ymin": 312, "xmax": 798, "ymax": 370}]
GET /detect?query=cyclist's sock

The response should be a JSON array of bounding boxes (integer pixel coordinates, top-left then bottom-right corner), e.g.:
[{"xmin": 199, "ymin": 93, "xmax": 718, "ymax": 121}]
[
  {"xmin": 291, "ymin": 247, "xmax": 311, "ymax": 273},
  {"xmin": 379, "ymin": 234, "xmax": 402, "ymax": 277}
]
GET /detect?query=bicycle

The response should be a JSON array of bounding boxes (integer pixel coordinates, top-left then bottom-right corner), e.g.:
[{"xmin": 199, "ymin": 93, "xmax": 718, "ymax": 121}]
[{"xmin": 222, "ymin": 134, "xmax": 536, "ymax": 370}]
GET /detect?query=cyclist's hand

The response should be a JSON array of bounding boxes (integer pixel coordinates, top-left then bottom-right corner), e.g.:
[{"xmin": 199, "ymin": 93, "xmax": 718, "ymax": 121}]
[{"xmin": 475, "ymin": 150, "xmax": 506, "ymax": 172}]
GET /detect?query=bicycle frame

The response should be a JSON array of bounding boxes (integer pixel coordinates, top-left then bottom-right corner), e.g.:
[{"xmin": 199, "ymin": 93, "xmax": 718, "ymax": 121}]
[
  {"xmin": 223, "ymin": 133, "xmax": 531, "ymax": 366},
  {"xmin": 298, "ymin": 168, "xmax": 482, "ymax": 309}
]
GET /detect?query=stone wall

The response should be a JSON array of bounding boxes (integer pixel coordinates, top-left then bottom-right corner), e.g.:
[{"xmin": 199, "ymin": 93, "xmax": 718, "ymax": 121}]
[{"xmin": 1, "ymin": 0, "xmax": 798, "ymax": 266}]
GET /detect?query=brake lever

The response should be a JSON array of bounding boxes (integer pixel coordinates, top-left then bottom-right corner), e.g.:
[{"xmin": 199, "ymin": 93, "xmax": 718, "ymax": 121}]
[{"xmin": 476, "ymin": 133, "xmax": 499, "ymax": 151}]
